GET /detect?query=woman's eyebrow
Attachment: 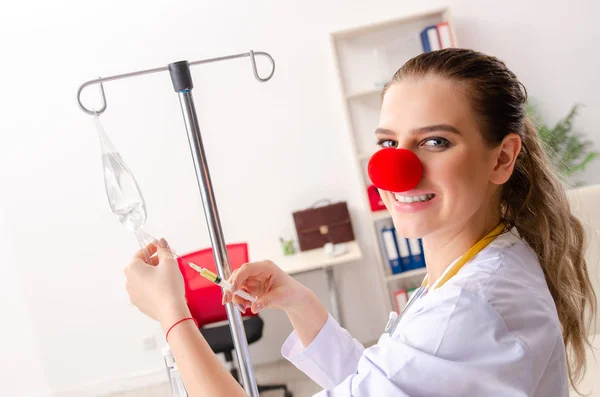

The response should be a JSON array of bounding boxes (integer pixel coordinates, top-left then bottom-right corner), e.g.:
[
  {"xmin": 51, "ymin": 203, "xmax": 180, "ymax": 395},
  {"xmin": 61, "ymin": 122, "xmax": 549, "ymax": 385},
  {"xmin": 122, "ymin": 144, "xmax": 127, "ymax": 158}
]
[
  {"xmin": 375, "ymin": 125, "xmax": 461, "ymax": 136},
  {"xmin": 411, "ymin": 124, "xmax": 461, "ymax": 135},
  {"xmin": 374, "ymin": 127, "xmax": 396, "ymax": 136}
]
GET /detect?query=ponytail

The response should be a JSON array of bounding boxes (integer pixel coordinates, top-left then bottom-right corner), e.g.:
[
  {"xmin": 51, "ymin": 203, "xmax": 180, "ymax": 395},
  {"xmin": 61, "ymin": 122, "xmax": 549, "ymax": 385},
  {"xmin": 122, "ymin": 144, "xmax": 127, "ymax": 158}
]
[{"xmin": 502, "ymin": 116, "xmax": 596, "ymax": 390}]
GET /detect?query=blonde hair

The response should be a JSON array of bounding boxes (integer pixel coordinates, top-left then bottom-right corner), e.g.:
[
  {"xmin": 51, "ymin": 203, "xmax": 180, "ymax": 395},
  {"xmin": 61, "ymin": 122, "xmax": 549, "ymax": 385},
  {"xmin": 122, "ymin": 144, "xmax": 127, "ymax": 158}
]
[{"xmin": 384, "ymin": 48, "xmax": 597, "ymax": 392}]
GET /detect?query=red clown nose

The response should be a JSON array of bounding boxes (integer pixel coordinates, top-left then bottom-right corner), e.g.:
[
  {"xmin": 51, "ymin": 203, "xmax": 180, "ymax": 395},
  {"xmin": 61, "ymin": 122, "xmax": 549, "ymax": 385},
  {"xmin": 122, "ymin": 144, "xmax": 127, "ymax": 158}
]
[{"xmin": 368, "ymin": 148, "xmax": 423, "ymax": 192}]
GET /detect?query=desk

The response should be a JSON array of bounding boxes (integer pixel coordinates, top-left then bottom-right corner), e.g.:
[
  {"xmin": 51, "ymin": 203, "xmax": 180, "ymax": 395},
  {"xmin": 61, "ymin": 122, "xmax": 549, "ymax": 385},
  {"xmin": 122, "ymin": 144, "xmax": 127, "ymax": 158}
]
[{"xmin": 273, "ymin": 241, "xmax": 363, "ymax": 327}]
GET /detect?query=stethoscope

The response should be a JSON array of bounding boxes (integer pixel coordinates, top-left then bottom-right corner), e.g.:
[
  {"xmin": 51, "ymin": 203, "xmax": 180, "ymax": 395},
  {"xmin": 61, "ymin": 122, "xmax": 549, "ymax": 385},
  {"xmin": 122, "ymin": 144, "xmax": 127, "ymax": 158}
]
[
  {"xmin": 383, "ymin": 258, "xmax": 451, "ymax": 336},
  {"xmin": 384, "ymin": 285, "xmax": 427, "ymax": 335},
  {"xmin": 383, "ymin": 223, "xmax": 506, "ymax": 336},
  {"xmin": 366, "ymin": 148, "xmax": 505, "ymax": 336}
]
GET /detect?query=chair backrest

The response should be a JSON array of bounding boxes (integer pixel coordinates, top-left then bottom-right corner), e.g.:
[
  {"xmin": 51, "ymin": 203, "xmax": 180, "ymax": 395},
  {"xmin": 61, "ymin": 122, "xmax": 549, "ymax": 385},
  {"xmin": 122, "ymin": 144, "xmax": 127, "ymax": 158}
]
[
  {"xmin": 177, "ymin": 243, "xmax": 256, "ymax": 328},
  {"xmin": 567, "ymin": 184, "xmax": 600, "ymax": 335}
]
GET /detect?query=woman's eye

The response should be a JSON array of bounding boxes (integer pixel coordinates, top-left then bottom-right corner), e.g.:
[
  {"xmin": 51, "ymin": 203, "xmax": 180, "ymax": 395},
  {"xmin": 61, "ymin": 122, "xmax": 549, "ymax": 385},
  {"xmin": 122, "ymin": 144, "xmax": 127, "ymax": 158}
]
[
  {"xmin": 421, "ymin": 137, "xmax": 450, "ymax": 149},
  {"xmin": 377, "ymin": 139, "xmax": 398, "ymax": 148}
]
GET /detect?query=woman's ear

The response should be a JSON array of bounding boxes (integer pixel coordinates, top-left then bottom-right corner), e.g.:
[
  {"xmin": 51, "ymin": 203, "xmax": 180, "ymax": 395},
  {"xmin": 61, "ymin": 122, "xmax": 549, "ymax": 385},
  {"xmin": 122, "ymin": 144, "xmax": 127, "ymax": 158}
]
[{"xmin": 490, "ymin": 133, "xmax": 522, "ymax": 185}]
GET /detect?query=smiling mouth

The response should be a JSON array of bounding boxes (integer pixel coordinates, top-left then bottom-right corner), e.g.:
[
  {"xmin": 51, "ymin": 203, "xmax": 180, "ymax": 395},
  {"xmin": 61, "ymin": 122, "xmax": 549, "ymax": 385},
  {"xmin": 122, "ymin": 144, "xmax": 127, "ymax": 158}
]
[{"xmin": 393, "ymin": 193, "xmax": 435, "ymax": 203}]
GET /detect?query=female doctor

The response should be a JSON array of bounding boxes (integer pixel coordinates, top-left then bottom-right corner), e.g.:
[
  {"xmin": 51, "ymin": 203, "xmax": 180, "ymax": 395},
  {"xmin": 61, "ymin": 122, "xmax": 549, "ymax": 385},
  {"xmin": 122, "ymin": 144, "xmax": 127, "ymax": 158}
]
[{"xmin": 124, "ymin": 48, "xmax": 596, "ymax": 396}]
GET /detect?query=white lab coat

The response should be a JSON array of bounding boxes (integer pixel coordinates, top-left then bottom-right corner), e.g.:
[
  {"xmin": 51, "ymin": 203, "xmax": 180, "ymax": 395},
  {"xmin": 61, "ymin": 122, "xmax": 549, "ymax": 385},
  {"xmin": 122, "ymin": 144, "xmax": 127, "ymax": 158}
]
[{"xmin": 281, "ymin": 229, "xmax": 569, "ymax": 396}]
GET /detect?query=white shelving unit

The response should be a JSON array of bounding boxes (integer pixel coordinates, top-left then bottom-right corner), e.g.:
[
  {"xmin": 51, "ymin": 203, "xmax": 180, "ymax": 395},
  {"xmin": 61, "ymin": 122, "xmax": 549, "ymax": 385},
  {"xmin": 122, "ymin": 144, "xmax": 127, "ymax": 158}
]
[{"xmin": 329, "ymin": 8, "xmax": 457, "ymax": 313}]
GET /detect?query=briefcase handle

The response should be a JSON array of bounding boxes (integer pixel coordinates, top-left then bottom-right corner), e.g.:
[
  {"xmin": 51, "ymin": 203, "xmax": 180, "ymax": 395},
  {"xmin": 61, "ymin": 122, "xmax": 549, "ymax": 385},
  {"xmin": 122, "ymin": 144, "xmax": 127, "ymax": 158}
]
[
  {"xmin": 310, "ymin": 199, "xmax": 333, "ymax": 208},
  {"xmin": 296, "ymin": 219, "xmax": 350, "ymax": 234}
]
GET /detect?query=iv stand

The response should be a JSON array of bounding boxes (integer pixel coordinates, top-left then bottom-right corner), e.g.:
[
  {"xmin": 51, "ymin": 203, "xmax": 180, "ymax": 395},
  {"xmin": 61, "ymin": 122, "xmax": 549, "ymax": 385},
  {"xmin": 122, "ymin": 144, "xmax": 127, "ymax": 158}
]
[{"xmin": 77, "ymin": 50, "xmax": 275, "ymax": 397}]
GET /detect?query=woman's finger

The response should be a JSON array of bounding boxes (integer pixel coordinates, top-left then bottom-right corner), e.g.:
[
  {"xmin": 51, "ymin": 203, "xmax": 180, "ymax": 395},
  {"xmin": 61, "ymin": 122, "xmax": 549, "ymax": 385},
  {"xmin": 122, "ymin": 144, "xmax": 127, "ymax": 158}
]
[
  {"xmin": 229, "ymin": 260, "xmax": 276, "ymax": 291},
  {"xmin": 250, "ymin": 296, "xmax": 265, "ymax": 313},
  {"xmin": 239, "ymin": 278, "xmax": 261, "ymax": 291},
  {"xmin": 231, "ymin": 293, "xmax": 254, "ymax": 309},
  {"xmin": 125, "ymin": 257, "xmax": 151, "ymax": 278},
  {"xmin": 229, "ymin": 285, "xmax": 258, "ymax": 307},
  {"xmin": 149, "ymin": 253, "xmax": 160, "ymax": 267},
  {"xmin": 134, "ymin": 243, "xmax": 159, "ymax": 262},
  {"xmin": 223, "ymin": 276, "xmax": 261, "ymax": 305},
  {"xmin": 222, "ymin": 290, "xmax": 232, "ymax": 304},
  {"xmin": 156, "ymin": 239, "xmax": 175, "ymax": 262}
]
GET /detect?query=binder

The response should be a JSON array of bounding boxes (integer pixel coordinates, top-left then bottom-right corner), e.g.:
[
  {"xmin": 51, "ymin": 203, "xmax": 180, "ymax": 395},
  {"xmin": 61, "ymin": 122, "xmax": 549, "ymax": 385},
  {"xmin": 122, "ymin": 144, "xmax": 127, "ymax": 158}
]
[
  {"xmin": 420, "ymin": 25, "xmax": 441, "ymax": 52},
  {"xmin": 406, "ymin": 238, "xmax": 425, "ymax": 270},
  {"xmin": 381, "ymin": 227, "xmax": 402, "ymax": 274},
  {"xmin": 436, "ymin": 22, "xmax": 454, "ymax": 48},
  {"xmin": 418, "ymin": 238, "xmax": 426, "ymax": 267},
  {"xmin": 394, "ymin": 289, "xmax": 409, "ymax": 313},
  {"xmin": 395, "ymin": 233, "xmax": 412, "ymax": 271}
]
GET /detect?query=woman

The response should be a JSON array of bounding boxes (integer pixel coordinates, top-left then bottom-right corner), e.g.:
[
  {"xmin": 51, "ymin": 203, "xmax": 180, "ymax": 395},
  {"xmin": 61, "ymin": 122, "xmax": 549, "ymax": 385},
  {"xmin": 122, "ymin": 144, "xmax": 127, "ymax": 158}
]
[{"xmin": 124, "ymin": 48, "xmax": 596, "ymax": 396}]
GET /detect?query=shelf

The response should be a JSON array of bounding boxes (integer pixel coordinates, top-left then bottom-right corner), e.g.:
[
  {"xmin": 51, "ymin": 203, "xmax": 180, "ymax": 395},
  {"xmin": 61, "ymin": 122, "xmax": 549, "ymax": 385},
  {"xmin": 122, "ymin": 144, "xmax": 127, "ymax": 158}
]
[
  {"xmin": 330, "ymin": 7, "xmax": 457, "ymax": 315},
  {"xmin": 371, "ymin": 210, "xmax": 391, "ymax": 221},
  {"xmin": 275, "ymin": 241, "xmax": 363, "ymax": 276},
  {"xmin": 346, "ymin": 87, "xmax": 383, "ymax": 100},
  {"xmin": 385, "ymin": 267, "xmax": 426, "ymax": 282},
  {"xmin": 331, "ymin": 7, "xmax": 449, "ymax": 40}
]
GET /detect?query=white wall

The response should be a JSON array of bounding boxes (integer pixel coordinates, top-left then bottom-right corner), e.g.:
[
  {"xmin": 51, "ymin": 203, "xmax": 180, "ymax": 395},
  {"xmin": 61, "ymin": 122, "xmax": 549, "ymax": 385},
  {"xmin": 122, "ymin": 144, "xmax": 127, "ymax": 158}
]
[
  {"xmin": 2, "ymin": 0, "xmax": 599, "ymax": 395},
  {"xmin": 0, "ymin": 207, "xmax": 51, "ymax": 397}
]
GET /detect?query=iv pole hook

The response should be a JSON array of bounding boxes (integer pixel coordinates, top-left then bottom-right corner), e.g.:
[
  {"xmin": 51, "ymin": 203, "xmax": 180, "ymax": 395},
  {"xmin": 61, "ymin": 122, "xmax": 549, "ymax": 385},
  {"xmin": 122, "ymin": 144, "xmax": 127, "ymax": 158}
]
[
  {"xmin": 76, "ymin": 50, "xmax": 275, "ymax": 116},
  {"xmin": 77, "ymin": 80, "xmax": 107, "ymax": 116},
  {"xmin": 249, "ymin": 50, "xmax": 275, "ymax": 82}
]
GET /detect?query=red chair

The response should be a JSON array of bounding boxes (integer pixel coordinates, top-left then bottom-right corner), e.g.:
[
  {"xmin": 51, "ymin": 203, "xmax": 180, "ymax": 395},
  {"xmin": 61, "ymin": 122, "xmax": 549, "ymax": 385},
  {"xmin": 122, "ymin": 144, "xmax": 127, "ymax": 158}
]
[
  {"xmin": 178, "ymin": 243, "xmax": 255, "ymax": 326},
  {"xmin": 177, "ymin": 243, "xmax": 292, "ymax": 397}
]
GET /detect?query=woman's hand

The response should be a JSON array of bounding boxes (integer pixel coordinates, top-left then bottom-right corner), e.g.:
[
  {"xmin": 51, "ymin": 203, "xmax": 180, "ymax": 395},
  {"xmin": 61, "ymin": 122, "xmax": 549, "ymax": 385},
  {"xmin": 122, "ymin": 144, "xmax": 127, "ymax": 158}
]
[
  {"xmin": 222, "ymin": 260, "xmax": 308, "ymax": 314},
  {"xmin": 224, "ymin": 259, "xmax": 329, "ymax": 347},
  {"xmin": 124, "ymin": 238, "xmax": 191, "ymax": 327}
]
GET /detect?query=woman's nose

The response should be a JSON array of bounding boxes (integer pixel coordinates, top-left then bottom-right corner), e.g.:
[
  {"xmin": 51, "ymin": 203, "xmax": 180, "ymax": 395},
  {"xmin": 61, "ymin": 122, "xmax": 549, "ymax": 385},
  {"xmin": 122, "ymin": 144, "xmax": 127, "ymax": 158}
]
[{"xmin": 368, "ymin": 148, "xmax": 423, "ymax": 192}]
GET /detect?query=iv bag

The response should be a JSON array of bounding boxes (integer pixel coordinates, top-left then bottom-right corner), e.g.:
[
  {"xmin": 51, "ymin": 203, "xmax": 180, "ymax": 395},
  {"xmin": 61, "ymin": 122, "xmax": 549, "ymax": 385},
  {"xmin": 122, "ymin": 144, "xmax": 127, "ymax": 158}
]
[{"xmin": 94, "ymin": 116, "xmax": 147, "ymax": 231}]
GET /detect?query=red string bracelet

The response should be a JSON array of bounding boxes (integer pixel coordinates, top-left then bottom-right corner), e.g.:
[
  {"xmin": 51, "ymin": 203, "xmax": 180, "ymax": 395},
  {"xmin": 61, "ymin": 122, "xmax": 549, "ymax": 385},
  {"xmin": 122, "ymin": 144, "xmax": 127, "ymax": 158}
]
[{"xmin": 166, "ymin": 317, "xmax": 198, "ymax": 343}]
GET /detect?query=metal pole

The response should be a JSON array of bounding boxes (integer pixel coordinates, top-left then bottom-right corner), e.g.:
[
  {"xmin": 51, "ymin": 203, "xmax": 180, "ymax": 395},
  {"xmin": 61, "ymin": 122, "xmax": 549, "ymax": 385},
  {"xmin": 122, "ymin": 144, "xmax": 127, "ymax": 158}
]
[
  {"xmin": 168, "ymin": 61, "xmax": 259, "ymax": 397},
  {"xmin": 325, "ymin": 266, "xmax": 343, "ymax": 327}
]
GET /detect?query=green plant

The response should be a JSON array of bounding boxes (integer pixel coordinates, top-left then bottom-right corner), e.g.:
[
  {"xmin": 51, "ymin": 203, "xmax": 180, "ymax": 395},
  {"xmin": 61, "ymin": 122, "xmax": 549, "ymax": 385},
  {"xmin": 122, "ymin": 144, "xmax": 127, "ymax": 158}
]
[{"xmin": 526, "ymin": 102, "xmax": 598, "ymax": 185}]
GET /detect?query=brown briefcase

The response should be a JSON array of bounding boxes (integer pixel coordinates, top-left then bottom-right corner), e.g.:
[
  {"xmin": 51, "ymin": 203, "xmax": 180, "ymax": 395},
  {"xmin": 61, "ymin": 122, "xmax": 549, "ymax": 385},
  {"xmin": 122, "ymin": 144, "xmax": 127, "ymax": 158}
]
[{"xmin": 292, "ymin": 200, "xmax": 355, "ymax": 251}]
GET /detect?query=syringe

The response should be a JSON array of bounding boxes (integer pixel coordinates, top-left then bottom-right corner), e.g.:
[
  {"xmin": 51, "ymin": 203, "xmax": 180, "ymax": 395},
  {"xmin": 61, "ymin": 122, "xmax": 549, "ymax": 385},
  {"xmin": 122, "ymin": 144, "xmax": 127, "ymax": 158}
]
[
  {"xmin": 134, "ymin": 229, "xmax": 257, "ymax": 303},
  {"xmin": 188, "ymin": 262, "xmax": 257, "ymax": 304}
]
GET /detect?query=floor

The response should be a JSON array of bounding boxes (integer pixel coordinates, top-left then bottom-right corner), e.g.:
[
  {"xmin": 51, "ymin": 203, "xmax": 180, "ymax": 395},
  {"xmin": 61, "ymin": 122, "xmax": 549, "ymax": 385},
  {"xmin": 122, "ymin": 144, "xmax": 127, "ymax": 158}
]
[{"xmin": 103, "ymin": 359, "xmax": 322, "ymax": 397}]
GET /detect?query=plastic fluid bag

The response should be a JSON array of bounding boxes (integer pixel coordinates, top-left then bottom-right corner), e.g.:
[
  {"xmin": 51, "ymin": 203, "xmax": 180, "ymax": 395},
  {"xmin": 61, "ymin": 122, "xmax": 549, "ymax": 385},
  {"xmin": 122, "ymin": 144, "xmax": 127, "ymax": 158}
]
[{"xmin": 94, "ymin": 116, "xmax": 151, "ymax": 260}]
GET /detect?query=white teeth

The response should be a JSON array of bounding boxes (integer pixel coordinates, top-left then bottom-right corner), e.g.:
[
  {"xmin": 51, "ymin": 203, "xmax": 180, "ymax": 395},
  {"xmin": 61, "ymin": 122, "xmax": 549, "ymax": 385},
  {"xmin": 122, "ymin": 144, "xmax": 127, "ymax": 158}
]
[{"xmin": 394, "ymin": 193, "xmax": 434, "ymax": 203}]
